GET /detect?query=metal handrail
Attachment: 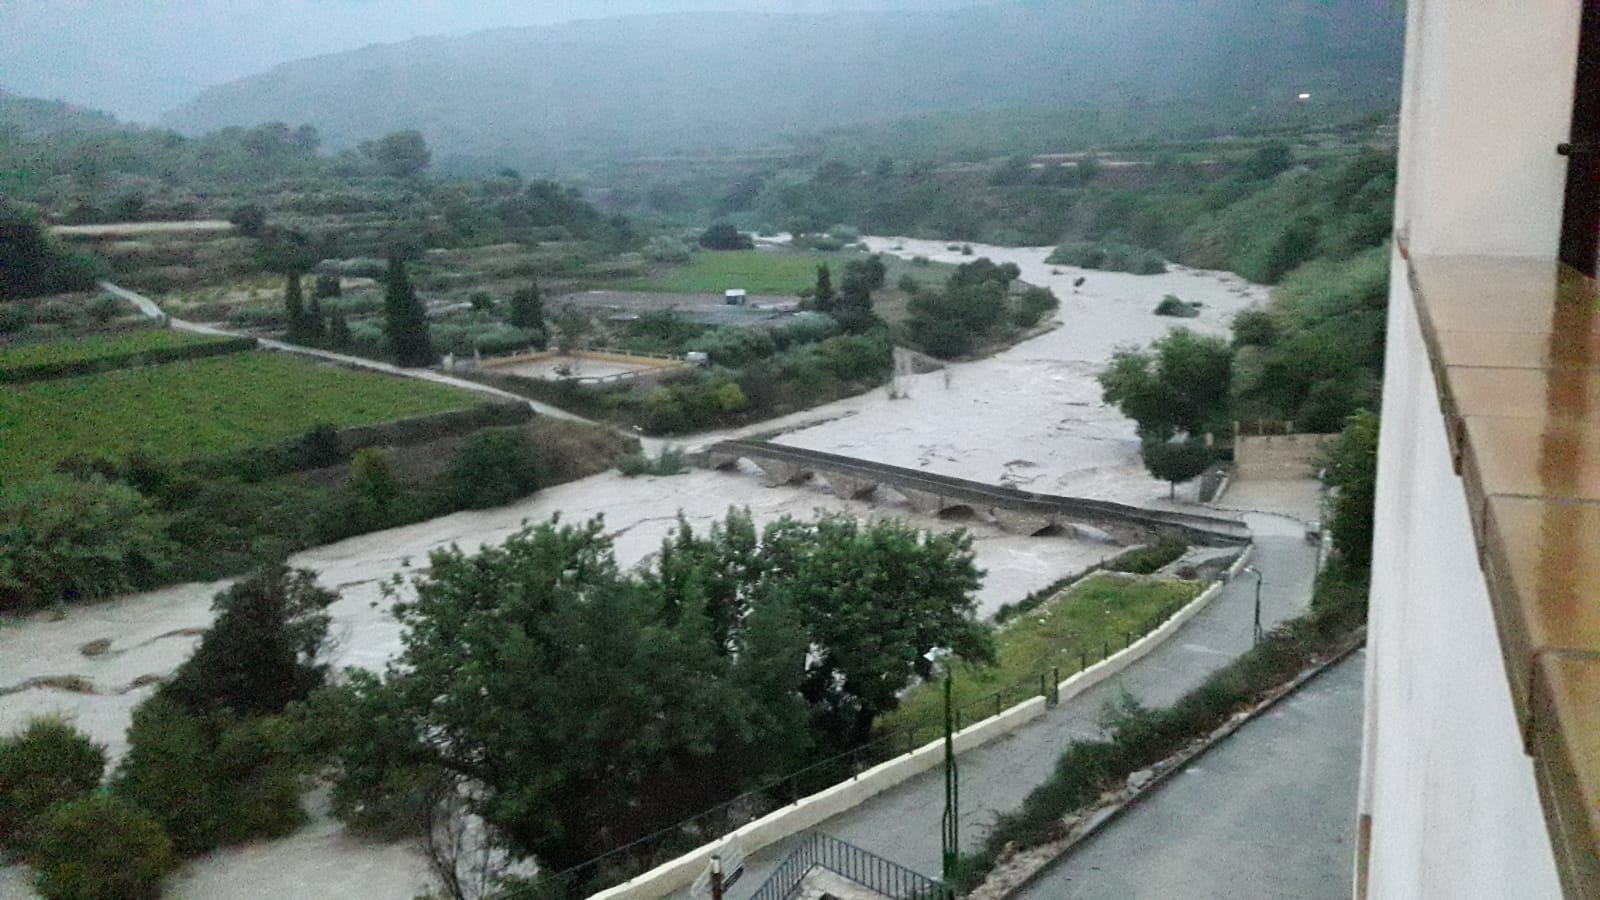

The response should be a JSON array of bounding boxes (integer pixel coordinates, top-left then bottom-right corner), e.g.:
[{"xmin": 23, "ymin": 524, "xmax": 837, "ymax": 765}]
[{"xmin": 748, "ymin": 831, "xmax": 951, "ymax": 900}]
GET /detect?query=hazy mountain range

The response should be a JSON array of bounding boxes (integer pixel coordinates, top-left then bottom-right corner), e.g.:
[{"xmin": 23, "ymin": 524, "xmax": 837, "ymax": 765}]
[{"xmin": 160, "ymin": 1, "xmax": 1404, "ymax": 170}]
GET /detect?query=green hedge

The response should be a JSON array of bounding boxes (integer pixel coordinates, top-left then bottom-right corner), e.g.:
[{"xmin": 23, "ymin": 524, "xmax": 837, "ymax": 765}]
[
  {"xmin": 0, "ymin": 335, "xmax": 257, "ymax": 383},
  {"xmin": 195, "ymin": 401, "xmax": 533, "ymax": 480}
]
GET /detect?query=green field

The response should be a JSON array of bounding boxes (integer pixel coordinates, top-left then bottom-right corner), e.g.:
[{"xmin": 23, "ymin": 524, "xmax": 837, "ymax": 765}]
[
  {"xmin": 877, "ymin": 574, "xmax": 1203, "ymax": 741},
  {"xmin": 605, "ymin": 249, "xmax": 857, "ymax": 295},
  {"xmin": 0, "ymin": 352, "xmax": 480, "ymax": 482},
  {"xmin": 0, "ymin": 329, "xmax": 233, "ymax": 372}
]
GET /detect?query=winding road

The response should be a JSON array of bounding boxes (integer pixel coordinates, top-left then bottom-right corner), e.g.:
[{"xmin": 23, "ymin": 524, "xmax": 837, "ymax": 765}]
[{"xmin": 702, "ymin": 512, "xmax": 1319, "ymax": 899}]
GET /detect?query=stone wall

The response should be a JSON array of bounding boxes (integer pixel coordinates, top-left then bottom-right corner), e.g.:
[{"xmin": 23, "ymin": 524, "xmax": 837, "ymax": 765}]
[{"xmin": 1233, "ymin": 432, "xmax": 1335, "ymax": 481}]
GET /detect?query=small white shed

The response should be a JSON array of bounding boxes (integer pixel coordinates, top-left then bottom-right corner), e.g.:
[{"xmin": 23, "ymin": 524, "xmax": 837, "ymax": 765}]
[{"xmin": 724, "ymin": 289, "xmax": 747, "ymax": 305}]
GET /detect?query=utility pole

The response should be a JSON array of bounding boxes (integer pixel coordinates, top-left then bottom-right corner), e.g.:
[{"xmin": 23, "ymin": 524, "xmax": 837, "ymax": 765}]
[
  {"xmin": 941, "ymin": 668, "xmax": 959, "ymax": 880},
  {"xmin": 710, "ymin": 854, "xmax": 723, "ymax": 900}
]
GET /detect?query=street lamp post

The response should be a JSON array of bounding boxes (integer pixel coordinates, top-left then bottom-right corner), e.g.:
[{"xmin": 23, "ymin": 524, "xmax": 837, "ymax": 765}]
[
  {"xmin": 940, "ymin": 667, "xmax": 959, "ymax": 880},
  {"xmin": 1243, "ymin": 565, "xmax": 1264, "ymax": 645}
]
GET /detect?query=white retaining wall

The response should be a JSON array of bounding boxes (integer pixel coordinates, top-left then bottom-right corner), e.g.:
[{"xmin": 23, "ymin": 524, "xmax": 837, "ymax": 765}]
[{"xmin": 588, "ymin": 547, "xmax": 1252, "ymax": 900}]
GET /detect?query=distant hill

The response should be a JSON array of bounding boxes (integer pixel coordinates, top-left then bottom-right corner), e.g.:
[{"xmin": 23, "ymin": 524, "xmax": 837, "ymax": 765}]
[
  {"xmin": 0, "ymin": 92, "xmax": 122, "ymax": 140},
  {"xmin": 162, "ymin": 1, "xmax": 1404, "ymax": 171}
]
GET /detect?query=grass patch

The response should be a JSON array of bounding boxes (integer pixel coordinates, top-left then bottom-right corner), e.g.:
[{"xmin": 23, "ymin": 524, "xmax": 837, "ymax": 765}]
[
  {"xmin": 0, "ymin": 330, "xmax": 252, "ymax": 382},
  {"xmin": 878, "ymin": 574, "xmax": 1202, "ymax": 742},
  {"xmin": 602, "ymin": 250, "xmax": 847, "ymax": 295},
  {"xmin": 0, "ymin": 352, "xmax": 479, "ymax": 482},
  {"xmin": 0, "ymin": 330, "xmax": 228, "ymax": 369}
]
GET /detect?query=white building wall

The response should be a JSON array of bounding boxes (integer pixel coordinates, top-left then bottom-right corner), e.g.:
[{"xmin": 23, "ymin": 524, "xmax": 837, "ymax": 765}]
[
  {"xmin": 1360, "ymin": 268, "xmax": 1564, "ymax": 899},
  {"xmin": 1361, "ymin": 2, "xmax": 1582, "ymax": 895},
  {"xmin": 1401, "ymin": 0, "xmax": 1579, "ymax": 257}
]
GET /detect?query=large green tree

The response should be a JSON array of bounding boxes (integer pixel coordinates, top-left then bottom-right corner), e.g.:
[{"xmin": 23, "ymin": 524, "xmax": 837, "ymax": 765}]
[
  {"xmin": 0, "ymin": 200, "xmax": 100, "ymax": 301},
  {"xmin": 160, "ymin": 565, "xmax": 336, "ymax": 719},
  {"xmin": 757, "ymin": 513, "xmax": 992, "ymax": 747},
  {"xmin": 368, "ymin": 130, "xmax": 431, "ymax": 178},
  {"xmin": 328, "ymin": 510, "xmax": 990, "ymax": 872},
  {"xmin": 1099, "ymin": 327, "xmax": 1233, "ymax": 439},
  {"xmin": 334, "ymin": 517, "xmax": 807, "ymax": 869}
]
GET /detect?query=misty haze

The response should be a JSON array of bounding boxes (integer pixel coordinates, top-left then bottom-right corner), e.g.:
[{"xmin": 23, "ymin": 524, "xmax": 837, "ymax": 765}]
[{"xmin": 9, "ymin": 2, "xmax": 1536, "ymax": 900}]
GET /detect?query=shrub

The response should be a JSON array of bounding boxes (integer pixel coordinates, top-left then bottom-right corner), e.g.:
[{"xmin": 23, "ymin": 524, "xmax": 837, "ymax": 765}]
[
  {"xmin": 29, "ymin": 796, "xmax": 175, "ymax": 900},
  {"xmin": 0, "ymin": 718, "xmax": 106, "ymax": 852},
  {"xmin": 313, "ymin": 274, "xmax": 342, "ymax": 299},
  {"xmin": 697, "ymin": 223, "xmax": 753, "ymax": 250},
  {"xmin": 447, "ymin": 427, "xmax": 545, "ymax": 508},
  {"xmin": 1154, "ymin": 294, "xmax": 1200, "ymax": 318},
  {"xmin": 0, "ymin": 475, "xmax": 174, "ymax": 612},
  {"xmin": 1231, "ymin": 308, "xmax": 1277, "ymax": 346},
  {"xmin": 1047, "ymin": 240, "xmax": 1167, "ymax": 275},
  {"xmin": 114, "ymin": 697, "xmax": 308, "ymax": 857},
  {"xmin": 348, "ymin": 447, "xmax": 401, "ymax": 513},
  {"xmin": 617, "ymin": 447, "xmax": 689, "ymax": 477},
  {"xmin": 1105, "ymin": 539, "xmax": 1189, "ymax": 575}
]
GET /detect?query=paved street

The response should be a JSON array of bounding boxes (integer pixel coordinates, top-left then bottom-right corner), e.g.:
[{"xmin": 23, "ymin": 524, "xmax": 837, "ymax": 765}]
[
  {"xmin": 1016, "ymin": 651, "xmax": 1364, "ymax": 900},
  {"xmin": 715, "ymin": 512, "xmax": 1318, "ymax": 898}
]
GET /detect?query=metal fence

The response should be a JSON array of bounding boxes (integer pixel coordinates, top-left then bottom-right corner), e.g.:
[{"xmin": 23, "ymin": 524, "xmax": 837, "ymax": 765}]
[
  {"xmin": 533, "ymin": 592, "xmax": 1201, "ymax": 897},
  {"xmin": 748, "ymin": 831, "xmax": 950, "ymax": 900}
]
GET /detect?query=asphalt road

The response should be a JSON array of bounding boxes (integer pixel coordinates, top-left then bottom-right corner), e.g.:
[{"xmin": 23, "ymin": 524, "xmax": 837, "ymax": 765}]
[
  {"xmin": 1016, "ymin": 651, "xmax": 1364, "ymax": 900},
  {"xmin": 710, "ymin": 512, "xmax": 1318, "ymax": 899}
]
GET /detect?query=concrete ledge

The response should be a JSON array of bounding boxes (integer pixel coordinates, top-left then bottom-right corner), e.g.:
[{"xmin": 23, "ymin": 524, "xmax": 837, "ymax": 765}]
[
  {"xmin": 1054, "ymin": 544, "xmax": 1251, "ymax": 708},
  {"xmin": 587, "ymin": 698, "xmax": 1046, "ymax": 900},
  {"xmin": 586, "ymin": 545, "xmax": 1253, "ymax": 900}
]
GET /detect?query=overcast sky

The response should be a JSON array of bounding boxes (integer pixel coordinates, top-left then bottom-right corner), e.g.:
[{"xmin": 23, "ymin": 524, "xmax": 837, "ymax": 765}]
[{"xmin": 0, "ymin": 0, "xmax": 993, "ymax": 123}]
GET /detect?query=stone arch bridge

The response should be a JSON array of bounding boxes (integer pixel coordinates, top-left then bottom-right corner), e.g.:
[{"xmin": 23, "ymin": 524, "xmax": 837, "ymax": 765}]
[{"xmin": 695, "ymin": 440, "xmax": 1251, "ymax": 547}]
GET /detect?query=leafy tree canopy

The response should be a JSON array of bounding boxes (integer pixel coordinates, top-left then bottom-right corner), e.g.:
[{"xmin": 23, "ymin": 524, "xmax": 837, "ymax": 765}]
[{"xmin": 1099, "ymin": 327, "xmax": 1233, "ymax": 439}]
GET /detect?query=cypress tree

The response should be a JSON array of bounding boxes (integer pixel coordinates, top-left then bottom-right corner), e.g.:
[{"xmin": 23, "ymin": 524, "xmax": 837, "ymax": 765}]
[
  {"xmin": 283, "ymin": 273, "xmax": 307, "ymax": 342},
  {"xmin": 327, "ymin": 312, "xmax": 353, "ymax": 350},
  {"xmin": 383, "ymin": 256, "xmax": 435, "ymax": 367},
  {"xmin": 305, "ymin": 291, "xmax": 325, "ymax": 343},
  {"xmin": 510, "ymin": 280, "xmax": 544, "ymax": 330},
  {"xmin": 813, "ymin": 264, "xmax": 835, "ymax": 313}
]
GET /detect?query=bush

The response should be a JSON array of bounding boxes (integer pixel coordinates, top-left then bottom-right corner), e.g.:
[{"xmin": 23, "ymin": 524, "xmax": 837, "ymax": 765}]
[
  {"xmin": 1231, "ymin": 308, "xmax": 1277, "ymax": 346},
  {"xmin": 0, "ymin": 718, "xmax": 106, "ymax": 852},
  {"xmin": 1154, "ymin": 294, "xmax": 1200, "ymax": 318},
  {"xmin": 617, "ymin": 447, "xmax": 689, "ymax": 477},
  {"xmin": 447, "ymin": 427, "xmax": 545, "ymax": 508},
  {"xmin": 29, "ymin": 796, "xmax": 175, "ymax": 900},
  {"xmin": 1046, "ymin": 240, "xmax": 1167, "ymax": 275},
  {"xmin": 313, "ymin": 274, "xmax": 342, "ymax": 299},
  {"xmin": 0, "ymin": 474, "xmax": 174, "ymax": 612},
  {"xmin": 697, "ymin": 223, "xmax": 753, "ymax": 250},
  {"xmin": 114, "ymin": 697, "xmax": 308, "ymax": 857},
  {"xmin": 1105, "ymin": 539, "xmax": 1188, "ymax": 575}
]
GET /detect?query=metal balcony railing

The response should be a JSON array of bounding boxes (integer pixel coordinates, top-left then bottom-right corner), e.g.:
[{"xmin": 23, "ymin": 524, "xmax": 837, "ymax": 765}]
[{"xmin": 748, "ymin": 831, "xmax": 951, "ymax": 900}]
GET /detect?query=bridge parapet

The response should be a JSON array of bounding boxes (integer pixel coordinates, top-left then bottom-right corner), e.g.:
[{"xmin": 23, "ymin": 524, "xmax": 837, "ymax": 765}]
[{"xmin": 696, "ymin": 440, "xmax": 1251, "ymax": 546}]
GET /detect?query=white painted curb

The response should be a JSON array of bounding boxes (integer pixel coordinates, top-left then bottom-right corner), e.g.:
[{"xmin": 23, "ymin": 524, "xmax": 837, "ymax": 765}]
[
  {"xmin": 1054, "ymin": 543, "xmax": 1252, "ymax": 705},
  {"xmin": 586, "ymin": 544, "xmax": 1253, "ymax": 900}
]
